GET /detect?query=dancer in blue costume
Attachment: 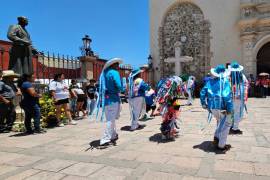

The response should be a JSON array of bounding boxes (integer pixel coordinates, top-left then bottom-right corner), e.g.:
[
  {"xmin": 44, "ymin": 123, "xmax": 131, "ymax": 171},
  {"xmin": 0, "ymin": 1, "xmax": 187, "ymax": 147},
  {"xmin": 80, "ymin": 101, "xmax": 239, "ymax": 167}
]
[
  {"xmin": 96, "ymin": 58, "xmax": 123, "ymax": 146},
  {"xmin": 128, "ymin": 68, "xmax": 150, "ymax": 131},
  {"xmin": 228, "ymin": 61, "xmax": 249, "ymax": 135},
  {"xmin": 200, "ymin": 65, "xmax": 233, "ymax": 151}
]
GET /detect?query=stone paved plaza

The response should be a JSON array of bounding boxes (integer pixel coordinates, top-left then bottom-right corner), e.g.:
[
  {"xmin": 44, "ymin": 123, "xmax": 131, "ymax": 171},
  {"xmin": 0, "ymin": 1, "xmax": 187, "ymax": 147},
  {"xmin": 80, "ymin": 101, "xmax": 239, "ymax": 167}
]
[{"xmin": 0, "ymin": 98, "xmax": 270, "ymax": 180}]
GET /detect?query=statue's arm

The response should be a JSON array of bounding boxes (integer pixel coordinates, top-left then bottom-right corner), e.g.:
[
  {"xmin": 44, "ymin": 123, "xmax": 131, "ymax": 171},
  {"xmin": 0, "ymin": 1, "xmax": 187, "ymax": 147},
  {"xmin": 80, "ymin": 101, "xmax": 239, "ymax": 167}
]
[{"xmin": 7, "ymin": 25, "xmax": 31, "ymax": 45}]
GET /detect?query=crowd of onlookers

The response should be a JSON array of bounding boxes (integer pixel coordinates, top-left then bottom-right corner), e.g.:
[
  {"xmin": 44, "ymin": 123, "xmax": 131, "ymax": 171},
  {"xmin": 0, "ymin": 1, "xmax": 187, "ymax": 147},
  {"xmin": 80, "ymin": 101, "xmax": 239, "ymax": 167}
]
[
  {"xmin": 248, "ymin": 74, "xmax": 270, "ymax": 98},
  {"xmin": 0, "ymin": 69, "xmax": 100, "ymax": 134}
]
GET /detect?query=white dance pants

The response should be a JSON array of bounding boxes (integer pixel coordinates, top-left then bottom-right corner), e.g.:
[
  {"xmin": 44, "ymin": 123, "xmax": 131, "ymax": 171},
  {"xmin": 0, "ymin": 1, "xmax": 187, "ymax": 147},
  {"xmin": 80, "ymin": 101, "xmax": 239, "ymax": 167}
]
[
  {"xmin": 232, "ymin": 99, "xmax": 242, "ymax": 130},
  {"xmin": 129, "ymin": 96, "xmax": 144, "ymax": 130},
  {"xmin": 212, "ymin": 109, "xmax": 232, "ymax": 148},
  {"xmin": 100, "ymin": 102, "xmax": 120, "ymax": 145},
  {"xmin": 187, "ymin": 89, "xmax": 193, "ymax": 105}
]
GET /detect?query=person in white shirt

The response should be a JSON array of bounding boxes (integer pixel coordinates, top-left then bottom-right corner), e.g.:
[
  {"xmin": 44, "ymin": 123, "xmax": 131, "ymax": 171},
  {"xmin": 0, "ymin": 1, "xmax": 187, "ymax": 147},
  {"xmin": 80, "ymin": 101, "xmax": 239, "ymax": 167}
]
[
  {"xmin": 187, "ymin": 76, "xmax": 195, "ymax": 105},
  {"xmin": 69, "ymin": 80, "xmax": 87, "ymax": 117},
  {"xmin": 49, "ymin": 73, "xmax": 77, "ymax": 126}
]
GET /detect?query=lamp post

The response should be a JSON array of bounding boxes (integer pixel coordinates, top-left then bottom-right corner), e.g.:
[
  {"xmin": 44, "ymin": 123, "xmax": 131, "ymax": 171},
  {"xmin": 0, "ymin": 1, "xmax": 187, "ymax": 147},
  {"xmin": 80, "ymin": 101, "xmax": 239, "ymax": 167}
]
[
  {"xmin": 80, "ymin": 35, "xmax": 97, "ymax": 81},
  {"xmin": 147, "ymin": 55, "xmax": 155, "ymax": 86},
  {"xmin": 82, "ymin": 35, "xmax": 93, "ymax": 56},
  {"xmin": 148, "ymin": 55, "xmax": 153, "ymax": 69}
]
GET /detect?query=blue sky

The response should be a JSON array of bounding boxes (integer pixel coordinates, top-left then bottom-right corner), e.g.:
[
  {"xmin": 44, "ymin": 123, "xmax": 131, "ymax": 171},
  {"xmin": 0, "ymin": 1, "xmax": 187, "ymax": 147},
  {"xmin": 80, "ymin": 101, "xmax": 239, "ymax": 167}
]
[{"xmin": 0, "ymin": 0, "xmax": 149, "ymax": 67}]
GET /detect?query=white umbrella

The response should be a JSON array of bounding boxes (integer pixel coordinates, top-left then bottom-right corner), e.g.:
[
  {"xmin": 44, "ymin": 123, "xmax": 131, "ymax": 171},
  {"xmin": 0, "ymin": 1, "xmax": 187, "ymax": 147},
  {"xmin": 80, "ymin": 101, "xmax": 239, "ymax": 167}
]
[{"xmin": 259, "ymin": 72, "xmax": 269, "ymax": 76}]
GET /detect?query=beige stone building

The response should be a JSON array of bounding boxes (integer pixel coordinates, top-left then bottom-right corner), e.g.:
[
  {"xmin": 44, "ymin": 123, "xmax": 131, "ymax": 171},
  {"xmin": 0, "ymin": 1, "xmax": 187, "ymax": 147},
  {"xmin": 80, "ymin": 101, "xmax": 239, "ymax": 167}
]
[{"xmin": 149, "ymin": 0, "xmax": 270, "ymax": 84}]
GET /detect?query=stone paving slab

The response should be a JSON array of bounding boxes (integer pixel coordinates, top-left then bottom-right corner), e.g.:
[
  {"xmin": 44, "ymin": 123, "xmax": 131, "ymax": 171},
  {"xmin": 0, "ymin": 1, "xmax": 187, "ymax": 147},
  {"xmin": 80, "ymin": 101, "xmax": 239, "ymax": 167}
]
[
  {"xmin": 25, "ymin": 171, "xmax": 66, "ymax": 180},
  {"xmin": 60, "ymin": 162, "xmax": 104, "ymax": 177},
  {"xmin": 89, "ymin": 166, "xmax": 133, "ymax": 180},
  {"xmin": 0, "ymin": 98, "xmax": 270, "ymax": 179},
  {"xmin": 4, "ymin": 169, "xmax": 41, "ymax": 180},
  {"xmin": 34, "ymin": 159, "xmax": 78, "ymax": 172}
]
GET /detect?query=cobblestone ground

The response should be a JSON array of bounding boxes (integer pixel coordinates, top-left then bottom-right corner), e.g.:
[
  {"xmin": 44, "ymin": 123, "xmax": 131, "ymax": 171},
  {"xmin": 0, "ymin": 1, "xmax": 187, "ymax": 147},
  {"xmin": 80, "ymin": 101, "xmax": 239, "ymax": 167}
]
[{"xmin": 0, "ymin": 98, "xmax": 270, "ymax": 180}]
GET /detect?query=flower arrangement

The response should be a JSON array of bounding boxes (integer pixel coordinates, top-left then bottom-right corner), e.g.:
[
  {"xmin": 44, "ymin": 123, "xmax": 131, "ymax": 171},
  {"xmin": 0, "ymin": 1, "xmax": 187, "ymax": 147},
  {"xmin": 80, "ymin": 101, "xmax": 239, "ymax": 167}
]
[{"xmin": 39, "ymin": 93, "xmax": 67, "ymax": 127}]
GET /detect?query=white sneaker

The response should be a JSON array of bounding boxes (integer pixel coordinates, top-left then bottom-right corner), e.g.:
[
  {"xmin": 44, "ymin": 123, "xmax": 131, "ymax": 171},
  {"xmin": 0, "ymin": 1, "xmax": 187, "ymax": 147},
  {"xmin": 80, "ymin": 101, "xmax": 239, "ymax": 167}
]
[{"xmin": 69, "ymin": 120, "xmax": 77, "ymax": 125}]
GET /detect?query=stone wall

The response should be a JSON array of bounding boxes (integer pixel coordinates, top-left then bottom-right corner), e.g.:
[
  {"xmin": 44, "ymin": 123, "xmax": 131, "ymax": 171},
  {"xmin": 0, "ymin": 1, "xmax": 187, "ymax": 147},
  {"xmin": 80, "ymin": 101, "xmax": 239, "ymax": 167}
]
[
  {"xmin": 159, "ymin": 2, "xmax": 211, "ymax": 79},
  {"xmin": 150, "ymin": 0, "xmax": 242, "ymax": 83},
  {"xmin": 239, "ymin": 0, "xmax": 270, "ymax": 76}
]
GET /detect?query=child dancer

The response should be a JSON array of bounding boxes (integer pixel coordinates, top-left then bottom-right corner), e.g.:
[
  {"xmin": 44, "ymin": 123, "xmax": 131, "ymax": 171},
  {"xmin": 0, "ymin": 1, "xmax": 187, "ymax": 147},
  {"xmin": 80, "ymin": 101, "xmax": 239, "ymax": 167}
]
[{"xmin": 156, "ymin": 76, "xmax": 182, "ymax": 140}]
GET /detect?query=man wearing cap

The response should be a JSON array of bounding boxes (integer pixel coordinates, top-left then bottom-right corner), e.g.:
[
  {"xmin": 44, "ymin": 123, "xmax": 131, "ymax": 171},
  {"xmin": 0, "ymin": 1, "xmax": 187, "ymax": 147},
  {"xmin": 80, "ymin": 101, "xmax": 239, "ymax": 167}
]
[
  {"xmin": 128, "ymin": 68, "xmax": 150, "ymax": 131},
  {"xmin": 7, "ymin": 16, "xmax": 38, "ymax": 75},
  {"xmin": 0, "ymin": 70, "xmax": 20, "ymax": 132},
  {"xmin": 228, "ymin": 61, "xmax": 249, "ymax": 135},
  {"xmin": 96, "ymin": 58, "xmax": 123, "ymax": 146},
  {"xmin": 200, "ymin": 65, "xmax": 233, "ymax": 152}
]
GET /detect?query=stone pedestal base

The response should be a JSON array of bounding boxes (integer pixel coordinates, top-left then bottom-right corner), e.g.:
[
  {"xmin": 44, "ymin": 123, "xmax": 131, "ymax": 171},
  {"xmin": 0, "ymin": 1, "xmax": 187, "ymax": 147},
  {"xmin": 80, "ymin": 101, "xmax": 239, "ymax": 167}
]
[{"xmin": 80, "ymin": 56, "xmax": 97, "ymax": 80}]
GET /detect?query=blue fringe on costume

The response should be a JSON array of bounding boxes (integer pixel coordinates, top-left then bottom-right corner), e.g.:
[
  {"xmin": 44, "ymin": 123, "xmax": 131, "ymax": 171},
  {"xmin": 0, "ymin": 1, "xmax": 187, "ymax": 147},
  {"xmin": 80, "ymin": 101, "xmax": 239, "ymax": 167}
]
[{"xmin": 230, "ymin": 71, "xmax": 245, "ymax": 118}]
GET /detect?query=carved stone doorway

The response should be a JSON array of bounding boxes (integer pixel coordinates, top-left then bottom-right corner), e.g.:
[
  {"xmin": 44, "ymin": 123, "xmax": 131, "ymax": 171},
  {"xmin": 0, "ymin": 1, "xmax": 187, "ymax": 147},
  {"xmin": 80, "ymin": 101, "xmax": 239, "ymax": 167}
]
[
  {"xmin": 159, "ymin": 2, "xmax": 211, "ymax": 79},
  {"xmin": 257, "ymin": 42, "xmax": 270, "ymax": 75}
]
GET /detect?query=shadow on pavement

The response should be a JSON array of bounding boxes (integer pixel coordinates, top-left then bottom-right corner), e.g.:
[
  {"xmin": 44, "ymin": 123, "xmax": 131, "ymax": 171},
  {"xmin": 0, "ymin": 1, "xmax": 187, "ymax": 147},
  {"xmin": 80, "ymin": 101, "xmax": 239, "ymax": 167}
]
[
  {"xmin": 139, "ymin": 117, "xmax": 155, "ymax": 122},
  {"xmin": 193, "ymin": 141, "xmax": 229, "ymax": 154},
  {"xmin": 9, "ymin": 132, "xmax": 32, "ymax": 137},
  {"xmin": 120, "ymin": 126, "xmax": 132, "ymax": 131},
  {"xmin": 120, "ymin": 124, "xmax": 146, "ymax": 132},
  {"xmin": 149, "ymin": 133, "xmax": 175, "ymax": 144}
]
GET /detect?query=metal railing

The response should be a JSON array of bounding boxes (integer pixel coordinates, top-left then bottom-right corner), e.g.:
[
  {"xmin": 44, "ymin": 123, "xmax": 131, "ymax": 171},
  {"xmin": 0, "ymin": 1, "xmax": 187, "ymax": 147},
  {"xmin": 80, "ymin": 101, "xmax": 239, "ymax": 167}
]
[{"xmin": 36, "ymin": 52, "xmax": 81, "ymax": 84}]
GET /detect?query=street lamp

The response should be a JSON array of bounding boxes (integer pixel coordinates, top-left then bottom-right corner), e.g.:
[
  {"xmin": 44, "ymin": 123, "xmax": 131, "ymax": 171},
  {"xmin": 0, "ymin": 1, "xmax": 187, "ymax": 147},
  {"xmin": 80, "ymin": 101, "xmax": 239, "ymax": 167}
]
[
  {"xmin": 82, "ymin": 35, "xmax": 92, "ymax": 56},
  {"xmin": 148, "ymin": 55, "xmax": 153, "ymax": 69}
]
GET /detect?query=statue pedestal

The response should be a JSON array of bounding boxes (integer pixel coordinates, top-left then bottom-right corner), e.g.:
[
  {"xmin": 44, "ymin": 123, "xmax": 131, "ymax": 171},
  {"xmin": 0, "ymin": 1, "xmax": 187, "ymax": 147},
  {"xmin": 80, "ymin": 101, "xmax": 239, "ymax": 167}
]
[{"xmin": 80, "ymin": 56, "xmax": 97, "ymax": 80}]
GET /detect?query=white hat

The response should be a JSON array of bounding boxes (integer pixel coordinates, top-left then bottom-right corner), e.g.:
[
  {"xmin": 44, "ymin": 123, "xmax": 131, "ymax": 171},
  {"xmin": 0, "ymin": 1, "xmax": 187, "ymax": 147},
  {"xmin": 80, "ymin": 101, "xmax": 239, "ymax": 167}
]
[
  {"xmin": 2, "ymin": 70, "xmax": 20, "ymax": 78},
  {"xmin": 129, "ymin": 68, "xmax": 142, "ymax": 77},
  {"xmin": 102, "ymin": 58, "xmax": 123, "ymax": 71}
]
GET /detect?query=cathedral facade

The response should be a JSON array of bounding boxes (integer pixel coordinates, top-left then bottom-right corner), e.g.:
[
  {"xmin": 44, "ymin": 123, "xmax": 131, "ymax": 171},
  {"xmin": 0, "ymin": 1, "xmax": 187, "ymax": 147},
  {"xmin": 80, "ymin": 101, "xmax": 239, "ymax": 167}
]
[{"xmin": 150, "ymin": 0, "xmax": 270, "ymax": 83}]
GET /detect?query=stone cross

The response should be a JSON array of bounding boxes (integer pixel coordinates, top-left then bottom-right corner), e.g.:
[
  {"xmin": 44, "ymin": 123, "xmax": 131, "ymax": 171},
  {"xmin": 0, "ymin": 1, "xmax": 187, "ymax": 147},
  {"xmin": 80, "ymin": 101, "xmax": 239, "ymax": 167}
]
[{"xmin": 164, "ymin": 41, "xmax": 193, "ymax": 76}]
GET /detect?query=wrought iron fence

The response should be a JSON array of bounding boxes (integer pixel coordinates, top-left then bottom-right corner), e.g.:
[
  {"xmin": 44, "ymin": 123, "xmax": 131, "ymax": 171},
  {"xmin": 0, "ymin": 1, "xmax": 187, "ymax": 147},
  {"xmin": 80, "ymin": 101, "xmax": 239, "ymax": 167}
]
[
  {"xmin": 36, "ymin": 52, "xmax": 81, "ymax": 85},
  {"xmin": 0, "ymin": 45, "xmax": 81, "ymax": 85}
]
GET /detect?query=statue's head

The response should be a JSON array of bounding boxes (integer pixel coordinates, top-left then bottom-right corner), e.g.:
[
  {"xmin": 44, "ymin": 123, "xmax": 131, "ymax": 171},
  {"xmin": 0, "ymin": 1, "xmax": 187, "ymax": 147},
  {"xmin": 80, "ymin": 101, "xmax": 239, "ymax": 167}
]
[{"xmin": 17, "ymin": 16, "xmax": 28, "ymax": 26}]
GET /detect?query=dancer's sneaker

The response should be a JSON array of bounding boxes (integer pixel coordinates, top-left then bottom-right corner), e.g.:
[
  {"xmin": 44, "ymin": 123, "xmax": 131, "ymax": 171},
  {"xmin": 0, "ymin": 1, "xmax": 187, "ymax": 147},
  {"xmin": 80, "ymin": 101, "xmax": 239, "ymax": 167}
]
[
  {"xmin": 131, "ymin": 124, "xmax": 145, "ymax": 131},
  {"xmin": 216, "ymin": 144, "xmax": 231, "ymax": 152},
  {"xmin": 111, "ymin": 133, "xmax": 119, "ymax": 142}
]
